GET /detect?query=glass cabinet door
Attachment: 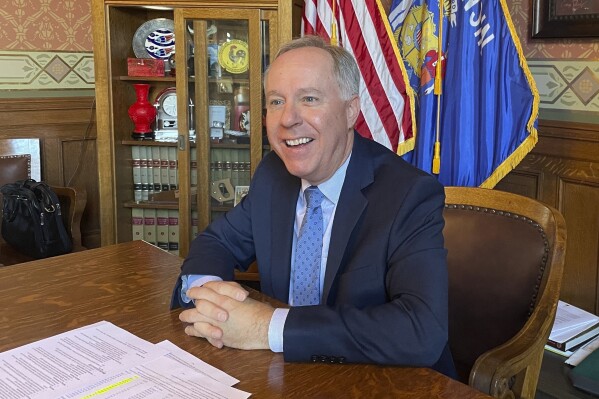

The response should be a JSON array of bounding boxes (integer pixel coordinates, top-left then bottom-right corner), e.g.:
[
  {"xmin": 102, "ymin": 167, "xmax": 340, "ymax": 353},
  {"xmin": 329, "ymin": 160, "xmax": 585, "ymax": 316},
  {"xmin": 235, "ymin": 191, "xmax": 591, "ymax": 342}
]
[{"xmin": 175, "ymin": 9, "xmax": 275, "ymax": 255}]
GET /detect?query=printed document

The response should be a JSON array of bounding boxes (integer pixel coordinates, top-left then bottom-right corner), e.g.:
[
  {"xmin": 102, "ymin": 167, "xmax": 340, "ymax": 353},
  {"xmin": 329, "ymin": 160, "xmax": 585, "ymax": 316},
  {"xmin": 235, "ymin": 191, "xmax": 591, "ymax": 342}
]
[
  {"xmin": 549, "ymin": 300, "xmax": 599, "ymax": 343},
  {"xmin": 0, "ymin": 321, "xmax": 249, "ymax": 399}
]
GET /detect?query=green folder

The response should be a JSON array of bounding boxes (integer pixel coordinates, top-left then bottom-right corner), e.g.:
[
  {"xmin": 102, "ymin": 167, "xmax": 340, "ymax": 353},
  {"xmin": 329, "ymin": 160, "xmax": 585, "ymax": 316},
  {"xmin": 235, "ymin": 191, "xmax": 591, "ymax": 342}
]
[{"xmin": 569, "ymin": 349, "xmax": 599, "ymax": 396}]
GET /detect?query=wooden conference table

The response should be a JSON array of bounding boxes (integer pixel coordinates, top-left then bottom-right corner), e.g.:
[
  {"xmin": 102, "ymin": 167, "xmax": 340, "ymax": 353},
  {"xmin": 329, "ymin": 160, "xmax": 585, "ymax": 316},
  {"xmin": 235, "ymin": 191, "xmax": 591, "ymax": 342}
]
[{"xmin": 0, "ymin": 241, "xmax": 491, "ymax": 398}]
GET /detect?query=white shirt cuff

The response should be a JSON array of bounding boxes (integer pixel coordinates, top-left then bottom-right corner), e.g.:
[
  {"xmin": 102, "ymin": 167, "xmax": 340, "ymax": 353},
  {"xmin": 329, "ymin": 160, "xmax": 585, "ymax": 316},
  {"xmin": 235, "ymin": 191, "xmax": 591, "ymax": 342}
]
[
  {"xmin": 180, "ymin": 275, "xmax": 223, "ymax": 304},
  {"xmin": 268, "ymin": 308, "xmax": 289, "ymax": 353}
]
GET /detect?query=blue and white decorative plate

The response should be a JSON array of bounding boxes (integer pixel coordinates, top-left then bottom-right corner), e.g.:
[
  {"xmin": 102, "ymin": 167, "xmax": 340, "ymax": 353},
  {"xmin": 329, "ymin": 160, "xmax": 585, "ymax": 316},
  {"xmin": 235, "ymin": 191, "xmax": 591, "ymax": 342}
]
[{"xmin": 132, "ymin": 19, "xmax": 175, "ymax": 59}]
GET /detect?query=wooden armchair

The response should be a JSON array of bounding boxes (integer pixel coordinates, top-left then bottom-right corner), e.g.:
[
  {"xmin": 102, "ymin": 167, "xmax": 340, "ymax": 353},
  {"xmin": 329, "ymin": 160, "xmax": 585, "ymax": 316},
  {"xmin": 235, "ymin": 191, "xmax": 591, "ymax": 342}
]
[
  {"xmin": 0, "ymin": 139, "xmax": 87, "ymax": 265},
  {"xmin": 444, "ymin": 187, "xmax": 566, "ymax": 398}
]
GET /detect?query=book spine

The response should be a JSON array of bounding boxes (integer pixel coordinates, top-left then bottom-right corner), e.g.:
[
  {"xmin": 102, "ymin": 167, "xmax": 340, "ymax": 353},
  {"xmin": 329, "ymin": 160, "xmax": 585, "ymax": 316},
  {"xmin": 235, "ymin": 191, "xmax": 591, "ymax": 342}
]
[
  {"xmin": 168, "ymin": 146, "xmax": 178, "ymax": 190},
  {"xmin": 151, "ymin": 146, "xmax": 162, "ymax": 192},
  {"xmin": 191, "ymin": 149, "xmax": 198, "ymax": 188},
  {"xmin": 139, "ymin": 146, "xmax": 149, "ymax": 201},
  {"xmin": 131, "ymin": 146, "xmax": 142, "ymax": 202},
  {"xmin": 156, "ymin": 209, "xmax": 169, "ymax": 251},
  {"xmin": 192, "ymin": 210, "xmax": 199, "ymax": 240},
  {"xmin": 143, "ymin": 208, "xmax": 156, "ymax": 245},
  {"xmin": 131, "ymin": 208, "xmax": 144, "ymax": 241},
  {"xmin": 160, "ymin": 146, "xmax": 170, "ymax": 191},
  {"xmin": 168, "ymin": 209, "xmax": 179, "ymax": 256},
  {"xmin": 145, "ymin": 146, "xmax": 155, "ymax": 198},
  {"xmin": 546, "ymin": 339, "xmax": 566, "ymax": 351}
]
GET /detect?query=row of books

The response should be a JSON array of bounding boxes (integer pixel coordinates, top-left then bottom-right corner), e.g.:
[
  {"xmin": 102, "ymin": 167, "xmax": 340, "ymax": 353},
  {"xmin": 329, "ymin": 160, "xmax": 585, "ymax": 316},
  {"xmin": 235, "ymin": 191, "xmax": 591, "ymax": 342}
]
[
  {"xmin": 545, "ymin": 300, "xmax": 599, "ymax": 357},
  {"xmin": 131, "ymin": 145, "xmax": 251, "ymax": 203},
  {"xmin": 131, "ymin": 208, "xmax": 201, "ymax": 256},
  {"xmin": 132, "ymin": 146, "xmax": 177, "ymax": 202}
]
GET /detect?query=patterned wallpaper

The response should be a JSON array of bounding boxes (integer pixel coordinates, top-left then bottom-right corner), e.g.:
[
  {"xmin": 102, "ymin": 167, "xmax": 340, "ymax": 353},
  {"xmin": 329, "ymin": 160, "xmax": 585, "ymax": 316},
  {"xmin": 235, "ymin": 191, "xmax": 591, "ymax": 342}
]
[
  {"xmin": 0, "ymin": 0, "xmax": 93, "ymax": 96},
  {"xmin": 509, "ymin": 0, "xmax": 599, "ymax": 123},
  {"xmin": 0, "ymin": 0, "xmax": 92, "ymax": 51},
  {"xmin": 0, "ymin": 0, "xmax": 597, "ymax": 122}
]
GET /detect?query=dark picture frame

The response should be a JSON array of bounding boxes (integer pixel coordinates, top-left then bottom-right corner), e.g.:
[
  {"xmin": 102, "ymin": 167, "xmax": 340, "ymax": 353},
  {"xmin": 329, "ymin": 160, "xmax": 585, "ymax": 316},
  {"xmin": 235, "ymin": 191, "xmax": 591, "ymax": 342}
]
[{"xmin": 532, "ymin": 0, "xmax": 599, "ymax": 38}]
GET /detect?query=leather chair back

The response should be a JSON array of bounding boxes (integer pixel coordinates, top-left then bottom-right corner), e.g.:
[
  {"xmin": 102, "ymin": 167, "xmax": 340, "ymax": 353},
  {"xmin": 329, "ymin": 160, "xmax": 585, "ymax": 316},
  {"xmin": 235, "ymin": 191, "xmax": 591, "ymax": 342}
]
[
  {"xmin": 444, "ymin": 187, "xmax": 566, "ymax": 398},
  {"xmin": 0, "ymin": 139, "xmax": 41, "ymax": 186}
]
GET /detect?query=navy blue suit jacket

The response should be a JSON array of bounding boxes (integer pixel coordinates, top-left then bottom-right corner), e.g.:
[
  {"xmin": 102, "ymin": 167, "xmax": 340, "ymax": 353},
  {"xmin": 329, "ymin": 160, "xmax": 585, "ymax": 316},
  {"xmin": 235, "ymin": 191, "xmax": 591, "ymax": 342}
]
[{"xmin": 172, "ymin": 133, "xmax": 455, "ymax": 377}]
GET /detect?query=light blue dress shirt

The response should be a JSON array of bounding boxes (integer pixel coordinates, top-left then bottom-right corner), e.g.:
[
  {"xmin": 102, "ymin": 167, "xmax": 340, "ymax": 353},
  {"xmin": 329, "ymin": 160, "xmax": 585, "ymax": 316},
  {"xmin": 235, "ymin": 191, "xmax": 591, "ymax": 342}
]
[{"xmin": 182, "ymin": 154, "xmax": 351, "ymax": 352}]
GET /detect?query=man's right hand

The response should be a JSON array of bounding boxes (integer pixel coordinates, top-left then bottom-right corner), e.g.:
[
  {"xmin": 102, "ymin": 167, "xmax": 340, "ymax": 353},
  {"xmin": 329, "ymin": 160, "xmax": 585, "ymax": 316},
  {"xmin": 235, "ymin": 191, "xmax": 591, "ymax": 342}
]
[{"xmin": 179, "ymin": 281, "xmax": 249, "ymax": 347}]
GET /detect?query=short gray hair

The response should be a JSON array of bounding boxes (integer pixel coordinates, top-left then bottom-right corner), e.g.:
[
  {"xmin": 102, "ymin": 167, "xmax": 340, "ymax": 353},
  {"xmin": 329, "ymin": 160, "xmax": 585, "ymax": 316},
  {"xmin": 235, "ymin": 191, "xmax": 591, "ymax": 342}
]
[{"xmin": 264, "ymin": 35, "xmax": 360, "ymax": 101}]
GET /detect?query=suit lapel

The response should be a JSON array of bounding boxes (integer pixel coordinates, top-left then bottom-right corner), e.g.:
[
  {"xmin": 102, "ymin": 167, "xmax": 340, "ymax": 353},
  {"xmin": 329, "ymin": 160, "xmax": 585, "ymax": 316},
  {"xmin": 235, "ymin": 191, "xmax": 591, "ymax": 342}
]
[
  {"xmin": 269, "ymin": 172, "xmax": 300, "ymax": 302},
  {"xmin": 323, "ymin": 134, "xmax": 374, "ymax": 300}
]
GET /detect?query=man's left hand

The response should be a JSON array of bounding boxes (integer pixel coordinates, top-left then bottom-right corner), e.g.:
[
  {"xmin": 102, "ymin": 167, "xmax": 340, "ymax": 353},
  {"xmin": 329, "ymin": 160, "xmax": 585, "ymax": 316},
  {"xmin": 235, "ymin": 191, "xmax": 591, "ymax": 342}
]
[{"xmin": 180, "ymin": 285, "xmax": 274, "ymax": 350}]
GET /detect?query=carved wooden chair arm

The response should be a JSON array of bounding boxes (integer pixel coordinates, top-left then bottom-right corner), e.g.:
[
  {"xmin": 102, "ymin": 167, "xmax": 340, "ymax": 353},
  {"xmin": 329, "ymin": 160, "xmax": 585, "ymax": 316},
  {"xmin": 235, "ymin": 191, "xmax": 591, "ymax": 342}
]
[
  {"xmin": 51, "ymin": 185, "xmax": 87, "ymax": 251},
  {"xmin": 470, "ymin": 216, "xmax": 566, "ymax": 399}
]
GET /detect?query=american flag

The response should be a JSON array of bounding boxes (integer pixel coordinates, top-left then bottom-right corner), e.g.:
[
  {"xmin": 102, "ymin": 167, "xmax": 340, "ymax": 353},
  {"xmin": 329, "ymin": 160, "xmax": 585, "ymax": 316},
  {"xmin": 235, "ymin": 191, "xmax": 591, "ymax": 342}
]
[{"xmin": 303, "ymin": 0, "xmax": 415, "ymax": 155}]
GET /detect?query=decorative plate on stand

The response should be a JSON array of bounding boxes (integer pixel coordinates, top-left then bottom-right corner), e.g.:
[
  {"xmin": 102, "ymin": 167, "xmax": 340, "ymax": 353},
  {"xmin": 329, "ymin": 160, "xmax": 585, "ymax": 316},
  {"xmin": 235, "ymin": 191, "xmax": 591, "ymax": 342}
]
[{"xmin": 132, "ymin": 18, "xmax": 175, "ymax": 59}]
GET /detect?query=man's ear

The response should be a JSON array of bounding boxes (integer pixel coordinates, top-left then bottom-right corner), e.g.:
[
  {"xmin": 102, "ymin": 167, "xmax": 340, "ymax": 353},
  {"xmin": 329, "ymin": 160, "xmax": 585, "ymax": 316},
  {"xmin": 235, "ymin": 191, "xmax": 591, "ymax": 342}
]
[{"xmin": 346, "ymin": 95, "xmax": 360, "ymax": 128}]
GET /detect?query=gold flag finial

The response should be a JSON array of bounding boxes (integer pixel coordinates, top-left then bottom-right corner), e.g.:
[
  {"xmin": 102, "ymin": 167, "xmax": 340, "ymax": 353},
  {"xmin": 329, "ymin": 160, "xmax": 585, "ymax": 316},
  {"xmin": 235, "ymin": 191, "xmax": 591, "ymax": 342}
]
[{"xmin": 330, "ymin": 0, "xmax": 338, "ymax": 45}]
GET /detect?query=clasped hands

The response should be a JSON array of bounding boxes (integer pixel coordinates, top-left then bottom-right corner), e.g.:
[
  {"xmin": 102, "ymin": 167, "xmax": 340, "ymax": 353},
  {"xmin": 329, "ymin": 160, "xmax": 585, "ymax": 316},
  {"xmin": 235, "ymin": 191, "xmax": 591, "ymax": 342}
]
[{"xmin": 179, "ymin": 280, "xmax": 275, "ymax": 350}]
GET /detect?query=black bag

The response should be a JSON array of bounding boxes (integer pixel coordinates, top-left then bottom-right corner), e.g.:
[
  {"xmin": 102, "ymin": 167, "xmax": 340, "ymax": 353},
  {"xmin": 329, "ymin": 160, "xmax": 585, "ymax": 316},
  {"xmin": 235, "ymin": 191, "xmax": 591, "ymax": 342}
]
[{"xmin": 0, "ymin": 179, "xmax": 72, "ymax": 258}]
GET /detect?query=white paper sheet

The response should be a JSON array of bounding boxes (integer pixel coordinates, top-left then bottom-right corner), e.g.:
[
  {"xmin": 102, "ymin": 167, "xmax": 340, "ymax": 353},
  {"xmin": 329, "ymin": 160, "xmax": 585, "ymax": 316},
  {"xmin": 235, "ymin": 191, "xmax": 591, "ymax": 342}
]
[
  {"xmin": 566, "ymin": 335, "xmax": 599, "ymax": 366},
  {"xmin": 0, "ymin": 321, "xmax": 250, "ymax": 399},
  {"xmin": 549, "ymin": 301, "xmax": 599, "ymax": 342}
]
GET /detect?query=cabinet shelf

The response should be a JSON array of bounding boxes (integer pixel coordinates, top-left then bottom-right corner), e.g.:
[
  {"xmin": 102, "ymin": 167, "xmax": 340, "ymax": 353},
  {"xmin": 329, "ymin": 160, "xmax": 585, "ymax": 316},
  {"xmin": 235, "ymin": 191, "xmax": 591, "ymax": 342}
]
[
  {"xmin": 122, "ymin": 140, "xmax": 178, "ymax": 146},
  {"xmin": 124, "ymin": 200, "xmax": 179, "ymax": 210},
  {"xmin": 119, "ymin": 76, "xmax": 177, "ymax": 82}
]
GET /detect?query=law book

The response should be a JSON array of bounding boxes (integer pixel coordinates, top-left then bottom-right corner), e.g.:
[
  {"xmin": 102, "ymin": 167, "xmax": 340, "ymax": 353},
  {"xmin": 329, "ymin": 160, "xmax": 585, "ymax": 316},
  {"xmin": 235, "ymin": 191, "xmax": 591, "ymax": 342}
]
[
  {"xmin": 139, "ymin": 146, "xmax": 149, "ymax": 201},
  {"xmin": 131, "ymin": 146, "xmax": 142, "ymax": 202},
  {"xmin": 240, "ymin": 151, "xmax": 250, "ymax": 186},
  {"xmin": 168, "ymin": 209, "xmax": 179, "ymax": 255},
  {"xmin": 156, "ymin": 209, "xmax": 170, "ymax": 251},
  {"xmin": 548, "ymin": 301, "xmax": 599, "ymax": 351},
  {"xmin": 159, "ymin": 146, "xmax": 170, "ymax": 191},
  {"xmin": 131, "ymin": 208, "xmax": 144, "ymax": 241},
  {"xmin": 146, "ymin": 146, "xmax": 156, "ymax": 197},
  {"xmin": 151, "ymin": 146, "xmax": 162, "ymax": 192},
  {"xmin": 190, "ymin": 149, "xmax": 198, "ymax": 188},
  {"xmin": 168, "ymin": 146, "xmax": 178, "ymax": 190},
  {"xmin": 143, "ymin": 208, "xmax": 157, "ymax": 245},
  {"xmin": 548, "ymin": 324, "xmax": 599, "ymax": 352},
  {"xmin": 230, "ymin": 149, "xmax": 240, "ymax": 188},
  {"xmin": 191, "ymin": 210, "xmax": 199, "ymax": 240},
  {"xmin": 212, "ymin": 148, "xmax": 223, "ymax": 182}
]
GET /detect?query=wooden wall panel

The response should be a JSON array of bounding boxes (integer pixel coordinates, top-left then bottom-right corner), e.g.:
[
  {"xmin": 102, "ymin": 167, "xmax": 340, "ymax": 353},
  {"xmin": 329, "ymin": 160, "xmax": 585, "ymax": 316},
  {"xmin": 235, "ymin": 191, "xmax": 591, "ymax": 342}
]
[
  {"xmin": 0, "ymin": 97, "xmax": 100, "ymax": 249},
  {"xmin": 559, "ymin": 180, "xmax": 599, "ymax": 312},
  {"xmin": 497, "ymin": 120, "xmax": 599, "ymax": 314}
]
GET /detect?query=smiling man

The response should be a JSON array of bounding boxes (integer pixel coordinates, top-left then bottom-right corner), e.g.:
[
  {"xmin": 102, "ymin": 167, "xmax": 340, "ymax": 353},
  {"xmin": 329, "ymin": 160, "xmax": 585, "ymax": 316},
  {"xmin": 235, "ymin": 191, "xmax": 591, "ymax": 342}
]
[{"xmin": 172, "ymin": 35, "xmax": 456, "ymax": 377}]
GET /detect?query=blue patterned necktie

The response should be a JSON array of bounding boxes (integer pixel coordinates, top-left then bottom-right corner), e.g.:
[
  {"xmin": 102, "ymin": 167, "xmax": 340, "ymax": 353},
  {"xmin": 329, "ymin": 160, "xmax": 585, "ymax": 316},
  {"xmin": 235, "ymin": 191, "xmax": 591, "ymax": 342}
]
[{"xmin": 292, "ymin": 186, "xmax": 325, "ymax": 306}]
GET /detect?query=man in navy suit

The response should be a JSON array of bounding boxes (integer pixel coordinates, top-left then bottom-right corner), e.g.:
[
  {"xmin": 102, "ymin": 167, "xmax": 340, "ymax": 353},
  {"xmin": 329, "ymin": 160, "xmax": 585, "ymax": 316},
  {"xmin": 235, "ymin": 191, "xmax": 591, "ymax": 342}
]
[{"xmin": 173, "ymin": 35, "xmax": 455, "ymax": 376}]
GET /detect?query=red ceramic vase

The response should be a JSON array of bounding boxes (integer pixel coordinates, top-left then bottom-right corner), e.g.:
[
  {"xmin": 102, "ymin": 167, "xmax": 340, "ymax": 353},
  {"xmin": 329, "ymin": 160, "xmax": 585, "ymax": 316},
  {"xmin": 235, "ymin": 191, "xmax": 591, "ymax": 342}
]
[{"xmin": 128, "ymin": 83, "xmax": 156, "ymax": 140}]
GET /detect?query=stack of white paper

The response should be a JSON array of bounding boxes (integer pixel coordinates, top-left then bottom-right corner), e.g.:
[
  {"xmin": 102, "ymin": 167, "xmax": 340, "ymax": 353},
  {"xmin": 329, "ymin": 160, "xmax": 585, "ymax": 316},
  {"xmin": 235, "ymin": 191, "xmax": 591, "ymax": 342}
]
[
  {"xmin": 547, "ymin": 301, "xmax": 599, "ymax": 355},
  {"xmin": 0, "ymin": 321, "xmax": 250, "ymax": 399}
]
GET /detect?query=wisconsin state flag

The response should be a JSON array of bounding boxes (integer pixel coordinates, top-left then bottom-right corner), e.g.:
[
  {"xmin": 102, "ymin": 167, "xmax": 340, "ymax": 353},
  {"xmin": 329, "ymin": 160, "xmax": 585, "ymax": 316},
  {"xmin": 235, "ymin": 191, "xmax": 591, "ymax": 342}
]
[{"xmin": 390, "ymin": 0, "xmax": 539, "ymax": 187}]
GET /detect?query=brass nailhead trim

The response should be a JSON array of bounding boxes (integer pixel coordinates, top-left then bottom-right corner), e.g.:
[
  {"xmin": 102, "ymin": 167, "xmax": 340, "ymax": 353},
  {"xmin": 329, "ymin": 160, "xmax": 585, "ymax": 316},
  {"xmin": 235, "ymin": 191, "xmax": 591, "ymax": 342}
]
[{"xmin": 445, "ymin": 203, "xmax": 550, "ymax": 317}]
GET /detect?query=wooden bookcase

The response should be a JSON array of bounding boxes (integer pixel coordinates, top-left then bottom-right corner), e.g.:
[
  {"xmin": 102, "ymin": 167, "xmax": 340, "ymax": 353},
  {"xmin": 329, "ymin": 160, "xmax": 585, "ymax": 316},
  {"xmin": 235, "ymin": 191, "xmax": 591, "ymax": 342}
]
[{"xmin": 91, "ymin": 1, "xmax": 295, "ymax": 261}]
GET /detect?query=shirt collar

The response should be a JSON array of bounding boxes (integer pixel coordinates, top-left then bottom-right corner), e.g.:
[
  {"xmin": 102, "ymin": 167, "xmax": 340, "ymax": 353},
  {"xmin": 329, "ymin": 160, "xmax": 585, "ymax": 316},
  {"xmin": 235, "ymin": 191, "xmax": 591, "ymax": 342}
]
[{"xmin": 300, "ymin": 152, "xmax": 352, "ymax": 206}]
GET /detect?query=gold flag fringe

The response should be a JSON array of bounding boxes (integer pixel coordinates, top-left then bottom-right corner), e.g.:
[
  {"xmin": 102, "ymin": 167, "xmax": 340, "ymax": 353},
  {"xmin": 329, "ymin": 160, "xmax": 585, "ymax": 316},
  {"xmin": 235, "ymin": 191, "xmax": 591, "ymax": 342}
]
[
  {"xmin": 481, "ymin": 0, "xmax": 541, "ymax": 189},
  {"xmin": 378, "ymin": 0, "xmax": 418, "ymax": 157}
]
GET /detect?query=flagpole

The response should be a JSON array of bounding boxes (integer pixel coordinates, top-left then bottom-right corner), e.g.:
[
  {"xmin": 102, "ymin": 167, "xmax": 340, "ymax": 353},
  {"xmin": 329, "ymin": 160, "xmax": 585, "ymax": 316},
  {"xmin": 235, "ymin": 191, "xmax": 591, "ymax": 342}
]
[{"xmin": 432, "ymin": 0, "xmax": 444, "ymax": 175}]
